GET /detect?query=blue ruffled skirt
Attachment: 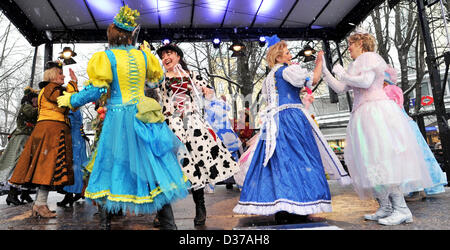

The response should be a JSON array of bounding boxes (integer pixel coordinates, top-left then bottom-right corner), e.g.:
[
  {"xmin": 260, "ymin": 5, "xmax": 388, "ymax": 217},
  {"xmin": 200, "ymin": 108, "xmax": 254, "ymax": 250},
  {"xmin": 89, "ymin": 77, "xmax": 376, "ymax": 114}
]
[
  {"xmin": 233, "ymin": 108, "xmax": 332, "ymax": 215},
  {"xmin": 85, "ymin": 103, "xmax": 190, "ymax": 215},
  {"xmin": 63, "ymin": 116, "xmax": 87, "ymax": 194},
  {"xmin": 405, "ymin": 111, "xmax": 447, "ymax": 195}
]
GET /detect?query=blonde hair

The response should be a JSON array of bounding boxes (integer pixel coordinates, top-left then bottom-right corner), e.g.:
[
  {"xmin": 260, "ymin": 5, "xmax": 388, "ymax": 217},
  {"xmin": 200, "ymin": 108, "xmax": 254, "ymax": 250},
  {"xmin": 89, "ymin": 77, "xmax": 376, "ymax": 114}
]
[
  {"xmin": 266, "ymin": 40, "xmax": 287, "ymax": 68},
  {"xmin": 348, "ymin": 33, "xmax": 376, "ymax": 52},
  {"xmin": 43, "ymin": 67, "xmax": 62, "ymax": 82}
]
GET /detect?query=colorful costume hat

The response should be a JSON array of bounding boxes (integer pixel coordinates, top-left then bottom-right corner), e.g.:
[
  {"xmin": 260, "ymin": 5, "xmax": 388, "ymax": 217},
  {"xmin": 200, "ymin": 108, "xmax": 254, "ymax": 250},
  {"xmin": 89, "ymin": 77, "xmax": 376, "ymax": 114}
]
[{"xmin": 113, "ymin": 5, "xmax": 140, "ymax": 32}]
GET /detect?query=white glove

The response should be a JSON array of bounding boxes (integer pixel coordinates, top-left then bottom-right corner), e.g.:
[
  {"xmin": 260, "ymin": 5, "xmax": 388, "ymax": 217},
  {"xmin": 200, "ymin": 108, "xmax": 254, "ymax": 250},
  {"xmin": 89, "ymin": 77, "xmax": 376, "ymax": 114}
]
[
  {"xmin": 332, "ymin": 64, "xmax": 346, "ymax": 79},
  {"xmin": 321, "ymin": 55, "xmax": 332, "ymax": 77}
]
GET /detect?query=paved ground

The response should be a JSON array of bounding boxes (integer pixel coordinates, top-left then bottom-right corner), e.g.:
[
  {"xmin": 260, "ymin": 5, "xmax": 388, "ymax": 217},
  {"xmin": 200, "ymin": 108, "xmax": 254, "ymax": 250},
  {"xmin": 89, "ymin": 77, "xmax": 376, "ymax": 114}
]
[{"xmin": 0, "ymin": 180, "xmax": 449, "ymax": 230}]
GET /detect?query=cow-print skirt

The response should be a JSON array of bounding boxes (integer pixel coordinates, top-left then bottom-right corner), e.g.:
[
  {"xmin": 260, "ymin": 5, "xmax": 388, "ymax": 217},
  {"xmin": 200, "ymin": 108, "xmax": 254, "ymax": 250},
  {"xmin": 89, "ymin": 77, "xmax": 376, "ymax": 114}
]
[{"xmin": 166, "ymin": 111, "xmax": 239, "ymax": 190}]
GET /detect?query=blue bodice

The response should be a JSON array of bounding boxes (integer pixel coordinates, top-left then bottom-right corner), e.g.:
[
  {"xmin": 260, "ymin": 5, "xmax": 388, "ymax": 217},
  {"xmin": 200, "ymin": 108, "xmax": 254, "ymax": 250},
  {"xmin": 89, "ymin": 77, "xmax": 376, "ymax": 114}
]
[{"xmin": 275, "ymin": 65, "xmax": 303, "ymax": 106}]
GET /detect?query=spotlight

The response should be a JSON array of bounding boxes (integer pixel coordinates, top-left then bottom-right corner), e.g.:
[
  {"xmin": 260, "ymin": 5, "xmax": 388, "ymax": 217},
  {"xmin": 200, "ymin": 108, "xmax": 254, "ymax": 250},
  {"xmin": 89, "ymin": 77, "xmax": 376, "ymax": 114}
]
[
  {"xmin": 58, "ymin": 46, "xmax": 77, "ymax": 65},
  {"xmin": 258, "ymin": 36, "xmax": 266, "ymax": 47},
  {"xmin": 212, "ymin": 38, "xmax": 221, "ymax": 49},
  {"xmin": 229, "ymin": 41, "xmax": 245, "ymax": 57},
  {"xmin": 162, "ymin": 38, "xmax": 171, "ymax": 45},
  {"xmin": 298, "ymin": 44, "xmax": 316, "ymax": 63}
]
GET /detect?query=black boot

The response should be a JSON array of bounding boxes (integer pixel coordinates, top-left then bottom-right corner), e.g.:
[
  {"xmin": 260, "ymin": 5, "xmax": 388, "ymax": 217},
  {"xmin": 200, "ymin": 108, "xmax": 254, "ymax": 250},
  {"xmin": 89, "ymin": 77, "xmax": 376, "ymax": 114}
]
[
  {"xmin": 192, "ymin": 188, "xmax": 206, "ymax": 226},
  {"xmin": 20, "ymin": 189, "xmax": 34, "ymax": 204},
  {"xmin": 274, "ymin": 211, "xmax": 290, "ymax": 224},
  {"xmin": 72, "ymin": 193, "xmax": 83, "ymax": 202},
  {"xmin": 57, "ymin": 193, "xmax": 74, "ymax": 207},
  {"xmin": 99, "ymin": 207, "xmax": 113, "ymax": 230},
  {"xmin": 6, "ymin": 187, "xmax": 24, "ymax": 206},
  {"xmin": 156, "ymin": 204, "xmax": 177, "ymax": 230},
  {"xmin": 153, "ymin": 213, "xmax": 161, "ymax": 227},
  {"xmin": 287, "ymin": 213, "xmax": 309, "ymax": 223}
]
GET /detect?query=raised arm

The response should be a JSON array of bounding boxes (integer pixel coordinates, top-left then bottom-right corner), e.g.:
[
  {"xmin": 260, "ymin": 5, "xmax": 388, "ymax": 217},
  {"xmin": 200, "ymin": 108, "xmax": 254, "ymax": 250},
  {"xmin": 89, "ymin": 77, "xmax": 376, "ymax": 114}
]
[
  {"xmin": 281, "ymin": 64, "xmax": 313, "ymax": 88},
  {"xmin": 332, "ymin": 64, "xmax": 375, "ymax": 89},
  {"xmin": 321, "ymin": 55, "xmax": 350, "ymax": 94}
]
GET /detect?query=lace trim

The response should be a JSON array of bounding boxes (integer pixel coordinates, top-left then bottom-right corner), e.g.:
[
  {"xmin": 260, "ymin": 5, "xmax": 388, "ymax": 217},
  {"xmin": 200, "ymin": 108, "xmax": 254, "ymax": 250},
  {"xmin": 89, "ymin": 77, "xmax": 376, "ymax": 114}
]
[
  {"xmin": 85, "ymin": 176, "xmax": 189, "ymax": 204},
  {"xmin": 234, "ymin": 198, "xmax": 332, "ymax": 215}
]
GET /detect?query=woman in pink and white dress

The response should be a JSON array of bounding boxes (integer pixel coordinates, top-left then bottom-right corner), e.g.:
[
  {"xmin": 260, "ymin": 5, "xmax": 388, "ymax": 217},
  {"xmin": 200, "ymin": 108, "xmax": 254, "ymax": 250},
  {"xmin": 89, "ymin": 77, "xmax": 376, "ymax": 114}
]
[{"xmin": 321, "ymin": 32, "xmax": 433, "ymax": 225}]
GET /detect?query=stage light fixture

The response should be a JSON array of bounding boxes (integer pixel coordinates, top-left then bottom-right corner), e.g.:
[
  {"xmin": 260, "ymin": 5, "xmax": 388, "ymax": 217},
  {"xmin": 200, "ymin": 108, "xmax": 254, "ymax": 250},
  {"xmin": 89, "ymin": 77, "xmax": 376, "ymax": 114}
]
[
  {"xmin": 212, "ymin": 38, "xmax": 221, "ymax": 49},
  {"xmin": 229, "ymin": 41, "xmax": 245, "ymax": 57},
  {"xmin": 258, "ymin": 36, "xmax": 266, "ymax": 47},
  {"xmin": 299, "ymin": 44, "xmax": 316, "ymax": 63},
  {"xmin": 58, "ymin": 46, "xmax": 77, "ymax": 65}
]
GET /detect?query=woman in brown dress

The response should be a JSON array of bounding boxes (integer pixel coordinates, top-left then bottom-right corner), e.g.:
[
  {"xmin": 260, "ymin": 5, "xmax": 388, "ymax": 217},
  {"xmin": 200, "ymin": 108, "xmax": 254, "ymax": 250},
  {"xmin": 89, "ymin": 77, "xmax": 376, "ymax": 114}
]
[{"xmin": 9, "ymin": 61, "xmax": 78, "ymax": 218}]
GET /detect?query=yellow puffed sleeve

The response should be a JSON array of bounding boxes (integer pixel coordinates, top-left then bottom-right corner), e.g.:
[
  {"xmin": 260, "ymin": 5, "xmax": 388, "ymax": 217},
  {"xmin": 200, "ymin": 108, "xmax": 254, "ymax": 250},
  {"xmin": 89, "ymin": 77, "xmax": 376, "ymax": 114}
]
[
  {"xmin": 144, "ymin": 50, "xmax": 164, "ymax": 85},
  {"xmin": 87, "ymin": 51, "xmax": 113, "ymax": 88}
]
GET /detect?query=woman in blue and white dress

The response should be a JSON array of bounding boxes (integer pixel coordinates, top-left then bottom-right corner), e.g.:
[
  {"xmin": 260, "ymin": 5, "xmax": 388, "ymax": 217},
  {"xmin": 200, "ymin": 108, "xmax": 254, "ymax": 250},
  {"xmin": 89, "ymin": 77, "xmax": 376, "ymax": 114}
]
[{"xmin": 233, "ymin": 37, "xmax": 350, "ymax": 223}]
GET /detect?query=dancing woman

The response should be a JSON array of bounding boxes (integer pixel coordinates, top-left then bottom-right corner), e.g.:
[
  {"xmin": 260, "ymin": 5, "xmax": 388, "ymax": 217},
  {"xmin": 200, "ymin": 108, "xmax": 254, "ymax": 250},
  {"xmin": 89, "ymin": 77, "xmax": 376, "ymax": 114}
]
[
  {"xmin": 156, "ymin": 43, "xmax": 240, "ymax": 226},
  {"xmin": 321, "ymin": 32, "xmax": 433, "ymax": 225},
  {"xmin": 233, "ymin": 36, "xmax": 350, "ymax": 223},
  {"xmin": 57, "ymin": 6, "xmax": 190, "ymax": 229},
  {"xmin": 9, "ymin": 62, "xmax": 78, "ymax": 218}
]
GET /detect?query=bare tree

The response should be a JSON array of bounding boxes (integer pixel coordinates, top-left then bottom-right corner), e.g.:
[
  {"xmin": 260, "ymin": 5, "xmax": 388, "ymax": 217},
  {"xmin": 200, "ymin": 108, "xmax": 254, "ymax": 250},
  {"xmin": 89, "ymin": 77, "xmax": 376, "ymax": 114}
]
[
  {"xmin": 414, "ymin": 25, "xmax": 427, "ymax": 114},
  {"xmin": 0, "ymin": 13, "xmax": 34, "ymax": 146},
  {"xmin": 394, "ymin": 2, "xmax": 418, "ymax": 94},
  {"xmin": 371, "ymin": 3, "xmax": 393, "ymax": 64}
]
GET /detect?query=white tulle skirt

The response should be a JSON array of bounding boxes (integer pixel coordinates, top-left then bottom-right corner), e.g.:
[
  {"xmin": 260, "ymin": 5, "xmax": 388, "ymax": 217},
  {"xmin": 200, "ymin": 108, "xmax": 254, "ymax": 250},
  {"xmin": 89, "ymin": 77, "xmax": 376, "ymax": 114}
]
[{"xmin": 345, "ymin": 99, "xmax": 434, "ymax": 199}]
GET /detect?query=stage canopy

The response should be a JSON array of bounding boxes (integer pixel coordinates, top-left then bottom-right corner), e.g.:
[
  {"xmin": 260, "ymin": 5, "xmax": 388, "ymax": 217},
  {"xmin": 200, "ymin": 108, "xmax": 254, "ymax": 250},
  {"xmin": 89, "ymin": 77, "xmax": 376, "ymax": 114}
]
[{"xmin": 0, "ymin": 0, "xmax": 385, "ymax": 46}]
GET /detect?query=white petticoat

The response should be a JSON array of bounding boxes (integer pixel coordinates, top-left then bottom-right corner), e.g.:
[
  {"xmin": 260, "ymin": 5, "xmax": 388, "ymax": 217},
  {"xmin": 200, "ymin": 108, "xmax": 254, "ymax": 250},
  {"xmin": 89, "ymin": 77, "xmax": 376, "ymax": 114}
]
[{"xmin": 345, "ymin": 99, "xmax": 434, "ymax": 199}]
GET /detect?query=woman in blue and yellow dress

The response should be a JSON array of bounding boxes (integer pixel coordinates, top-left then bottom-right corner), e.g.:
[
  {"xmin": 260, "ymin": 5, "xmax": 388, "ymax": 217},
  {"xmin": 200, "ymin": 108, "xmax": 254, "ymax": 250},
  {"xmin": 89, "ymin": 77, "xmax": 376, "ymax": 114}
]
[{"xmin": 57, "ymin": 6, "xmax": 189, "ymax": 230}]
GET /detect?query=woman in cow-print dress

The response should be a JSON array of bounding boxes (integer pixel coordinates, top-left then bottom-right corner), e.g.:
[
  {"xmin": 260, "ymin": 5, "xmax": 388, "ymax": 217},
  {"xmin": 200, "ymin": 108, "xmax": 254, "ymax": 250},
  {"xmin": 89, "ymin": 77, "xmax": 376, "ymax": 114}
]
[{"xmin": 156, "ymin": 44, "xmax": 239, "ymax": 226}]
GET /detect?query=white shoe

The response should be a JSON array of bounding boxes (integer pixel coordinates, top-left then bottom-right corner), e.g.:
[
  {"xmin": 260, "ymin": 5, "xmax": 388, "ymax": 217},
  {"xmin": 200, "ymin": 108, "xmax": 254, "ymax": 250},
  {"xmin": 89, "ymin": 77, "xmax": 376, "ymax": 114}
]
[
  {"xmin": 378, "ymin": 188, "xmax": 413, "ymax": 225},
  {"xmin": 377, "ymin": 210, "xmax": 413, "ymax": 225},
  {"xmin": 365, "ymin": 193, "xmax": 392, "ymax": 221},
  {"xmin": 364, "ymin": 209, "xmax": 392, "ymax": 221}
]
